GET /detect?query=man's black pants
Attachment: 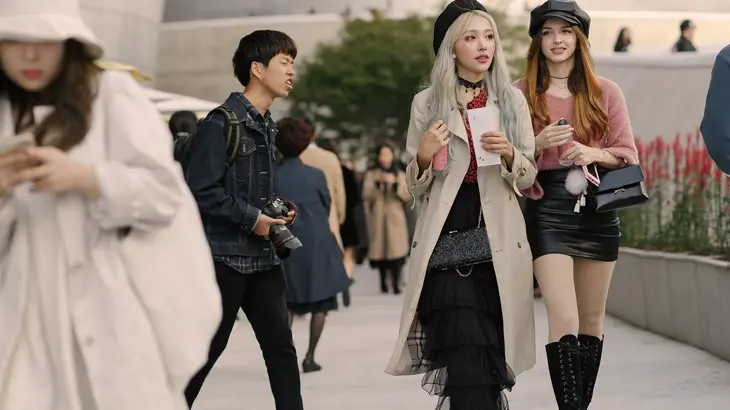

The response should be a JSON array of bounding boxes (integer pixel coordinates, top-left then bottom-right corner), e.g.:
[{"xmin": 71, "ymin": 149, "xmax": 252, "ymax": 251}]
[{"xmin": 185, "ymin": 262, "xmax": 303, "ymax": 409}]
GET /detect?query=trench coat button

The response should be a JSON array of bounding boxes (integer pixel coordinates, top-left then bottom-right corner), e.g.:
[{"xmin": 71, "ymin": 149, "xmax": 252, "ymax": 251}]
[
  {"xmin": 517, "ymin": 241, "xmax": 522, "ymax": 249},
  {"xmin": 519, "ymin": 168, "xmax": 526, "ymax": 176},
  {"xmin": 412, "ymin": 241, "xmax": 417, "ymax": 249},
  {"xmin": 83, "ymin": 336, "xmax": 95, "ymax": 347}
]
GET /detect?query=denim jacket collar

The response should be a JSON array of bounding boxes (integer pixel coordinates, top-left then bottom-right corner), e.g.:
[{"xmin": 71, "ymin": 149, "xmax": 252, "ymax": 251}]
[{"xmin": 224, "ymin": 92, "xmax": 276, "ymax": 137}]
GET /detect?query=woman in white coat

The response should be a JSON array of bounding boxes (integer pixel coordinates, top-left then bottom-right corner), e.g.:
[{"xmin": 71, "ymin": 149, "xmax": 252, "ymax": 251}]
[
  {"xmin": 0, "ymin": 0, "xmax": 220, "ymax": 409},
  {"xmin": 385, "ymin": 1, "xmax": 538, "ymax": 409}
]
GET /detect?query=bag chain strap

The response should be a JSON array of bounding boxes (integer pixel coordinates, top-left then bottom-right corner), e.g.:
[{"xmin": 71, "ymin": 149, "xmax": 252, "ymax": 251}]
[{"xmin": 457, "ymin": 208, "xmax": 484, "ymax": 278}]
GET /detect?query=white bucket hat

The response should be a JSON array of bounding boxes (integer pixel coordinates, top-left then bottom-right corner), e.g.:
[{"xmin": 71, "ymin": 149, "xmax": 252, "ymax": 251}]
[{"xmin": 0, "ymin": 0, "xmax": 103, "ymax": 58}]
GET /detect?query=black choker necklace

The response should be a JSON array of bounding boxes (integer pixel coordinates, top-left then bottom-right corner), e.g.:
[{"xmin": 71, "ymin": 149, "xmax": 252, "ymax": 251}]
[
  {"xmin": 457, "ymin": 76, "xmax": 483, "ymax": 89},
  {"xmin": 550, "ymin": 75, "xmax": 569, "ymax": 80}
]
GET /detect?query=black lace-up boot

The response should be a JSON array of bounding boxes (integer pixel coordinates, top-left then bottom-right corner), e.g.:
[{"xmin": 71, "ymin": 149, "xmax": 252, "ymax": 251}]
[
  {"xmin": 578, "ymin": 334, "xmax": 603, "ymax": 409},
  {"xmin": 545, "ymin": 334, "xmax": 583, "ymax": 410}
]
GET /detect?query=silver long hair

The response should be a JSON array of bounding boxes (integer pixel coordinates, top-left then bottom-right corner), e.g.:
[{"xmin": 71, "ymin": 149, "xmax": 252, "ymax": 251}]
[{"xmin": 425, "ymin": 10, "xmax": 520, "ymax": 144}]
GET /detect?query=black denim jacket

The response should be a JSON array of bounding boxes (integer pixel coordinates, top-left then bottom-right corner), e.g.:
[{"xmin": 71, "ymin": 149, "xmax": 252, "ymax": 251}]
[{"xmin": 185, "ymin": 93, "xmax": 279, "ymax": 270}]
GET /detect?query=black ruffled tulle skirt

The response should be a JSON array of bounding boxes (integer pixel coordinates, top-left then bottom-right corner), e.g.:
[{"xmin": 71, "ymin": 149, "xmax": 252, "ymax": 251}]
[{"xmin": 412, "ymin": 262, "xmax": 515, "ymax": 410}]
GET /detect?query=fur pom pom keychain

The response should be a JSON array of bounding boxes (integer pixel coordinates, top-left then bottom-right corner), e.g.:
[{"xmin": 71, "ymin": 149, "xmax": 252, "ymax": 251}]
[{"xmin": 565, "ymin": 168, "xmax": 588, "ymax": 213}]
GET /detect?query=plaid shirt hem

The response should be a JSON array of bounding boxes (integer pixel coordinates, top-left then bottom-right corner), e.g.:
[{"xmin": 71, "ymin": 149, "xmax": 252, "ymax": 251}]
[{"xmin": 213, "ymin": 254, "xmax": 280, "ymax": 274}]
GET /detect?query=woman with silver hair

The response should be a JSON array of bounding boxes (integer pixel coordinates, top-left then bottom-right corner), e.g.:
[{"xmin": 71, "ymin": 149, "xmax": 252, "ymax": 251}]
[{"xmin": 385, "ymin": 1, "xmax": 538, "ymax": 409}]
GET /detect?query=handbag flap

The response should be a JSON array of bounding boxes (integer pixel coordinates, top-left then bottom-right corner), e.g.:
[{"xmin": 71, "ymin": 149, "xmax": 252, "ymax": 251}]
[{"xmin": 594, "ymin": 164, "xmax": 645, "ymax": 193}]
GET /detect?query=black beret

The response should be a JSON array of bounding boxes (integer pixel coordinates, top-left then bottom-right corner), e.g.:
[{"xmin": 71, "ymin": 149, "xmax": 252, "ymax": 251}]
[
  {"xmin": 529, "ymin": 0, "xmax": 591, "ymax": 38},
  {"xmin": 433, "ymin": 0, "xmax": 487, "ymax": 56}
]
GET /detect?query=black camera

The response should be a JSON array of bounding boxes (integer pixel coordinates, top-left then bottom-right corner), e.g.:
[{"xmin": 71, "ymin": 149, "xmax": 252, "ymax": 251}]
[{"xmin": 261, "ymin": 198, "xmax": 302, "ymax": 255}]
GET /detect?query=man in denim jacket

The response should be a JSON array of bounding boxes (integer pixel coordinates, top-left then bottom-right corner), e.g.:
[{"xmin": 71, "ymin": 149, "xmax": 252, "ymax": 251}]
[
  {"xmin": 183, "ymin": 30, "xmax": 303, "ymax": 410},
  {"xmin": 702, "ymin": 45, "xmax": 730, "ymax": 173}
]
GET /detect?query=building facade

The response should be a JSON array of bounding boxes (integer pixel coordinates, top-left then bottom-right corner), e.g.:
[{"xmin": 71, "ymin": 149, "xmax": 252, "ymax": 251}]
[
  {"xmin": 162, "ymin": 0, "xmax": 730, "ymax": 21},
  {"xmin": 73, "ymin": 0, "xmax": 726, "ymax": 134},
  {"xmin": 80, "ymin": 0, "xmax": 166, "ymax": 78}
]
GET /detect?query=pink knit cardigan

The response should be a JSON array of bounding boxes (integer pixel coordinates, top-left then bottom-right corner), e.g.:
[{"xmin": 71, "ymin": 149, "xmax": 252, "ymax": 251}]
[{"xmin": 514, "ymin": 77, "xmax": 639, "ymax": 199}]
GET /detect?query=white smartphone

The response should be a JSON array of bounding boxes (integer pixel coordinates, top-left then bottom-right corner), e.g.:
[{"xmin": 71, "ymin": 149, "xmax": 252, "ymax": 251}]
[{"xmin": 0, "ymin": 133, "xmax": 35, "ymax": 155}]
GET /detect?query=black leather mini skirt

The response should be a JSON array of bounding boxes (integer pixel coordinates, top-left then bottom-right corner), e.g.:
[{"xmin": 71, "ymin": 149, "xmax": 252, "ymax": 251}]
[{"xmin": 524, "ymin": 168, "xmax": 620, "ymax": 262}]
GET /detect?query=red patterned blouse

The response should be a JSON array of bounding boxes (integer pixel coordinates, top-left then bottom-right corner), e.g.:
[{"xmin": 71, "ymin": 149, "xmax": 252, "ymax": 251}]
[{"xmin": 461, "ymin": 87, "xmax": 488, "ymax": 184}]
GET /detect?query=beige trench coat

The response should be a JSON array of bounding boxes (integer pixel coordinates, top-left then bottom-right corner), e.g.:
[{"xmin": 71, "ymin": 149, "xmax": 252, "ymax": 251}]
[
  {"xmin": 385, "ymin": 87, "xmax": 538, "ymax": 377},
  {"xmin": 300, "ymin": 144, "xmax": 346, "ymax": 249},
  {"xmin": 362, "ymin": 169, "xmax": 411, "ymax": 261}
]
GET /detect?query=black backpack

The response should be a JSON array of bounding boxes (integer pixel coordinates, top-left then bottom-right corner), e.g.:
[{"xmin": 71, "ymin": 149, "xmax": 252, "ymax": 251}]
[{"xmin": 174, "ymin": 105, "xmax": 241, "ymax": 168}]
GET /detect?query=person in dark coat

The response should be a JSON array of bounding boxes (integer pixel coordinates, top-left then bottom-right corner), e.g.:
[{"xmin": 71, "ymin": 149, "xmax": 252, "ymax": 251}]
[
  {"xmin": 613, "ymin": 27, "xmax": 631, "ymax": 52},
  {"xmin": 672, "ymin": 19, "xmax": 697, "ymax": 52},
  {"xmin": 317, "ymin": 138, "xmax": 361, "ymax": 307},
  {"xmin": 274, "ymin": 117, "xmax": 351, "ymax": 373},
  {"xmin": 701, "ymin": 44, "xmax": 730, "ymax": 173},
  {"xmin": 168, "ymin": 110, "xmax": 198, "ymax": 141}
]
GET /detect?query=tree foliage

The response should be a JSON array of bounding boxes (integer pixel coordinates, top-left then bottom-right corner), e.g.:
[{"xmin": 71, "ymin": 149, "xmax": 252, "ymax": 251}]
[{"xmin": 288, "ymin": 8, "xmax": 529, "ymax": 145}]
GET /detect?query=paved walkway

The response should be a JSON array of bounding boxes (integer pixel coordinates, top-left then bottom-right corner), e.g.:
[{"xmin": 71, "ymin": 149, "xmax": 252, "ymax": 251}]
[{"xmin": 194, "ymin": 265, "xmax": 730, "ymax": 410}]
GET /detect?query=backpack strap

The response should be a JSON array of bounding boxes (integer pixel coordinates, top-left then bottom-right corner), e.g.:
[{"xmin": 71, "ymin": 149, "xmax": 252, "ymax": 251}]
[{"xmin": 211, "ymin": 105, "xmax": 240, "ymax": 167}]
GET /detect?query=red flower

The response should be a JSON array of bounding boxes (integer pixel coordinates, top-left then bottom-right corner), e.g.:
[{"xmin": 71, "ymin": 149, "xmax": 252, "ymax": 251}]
[
  {"xmin": 645, "ymin": 171, "xmax": 653, "ymax": 189},
  {"xmin": 714, "ymin": 167, "xmax": 723, "ymax": 183},
  {"xmin": 673, "ymin": 134, "xmax": 683, "ymax": 180},
  {"xmin": 636, "ymin": 139, "xmax": 645, "ymax": 163},
  {"xmin": 656, "ymin": 136, "xmax": 666, "ymax": 154},
  {"xmin": 701, "ymin": 148, "xmax": 712, "ymax": 174}
]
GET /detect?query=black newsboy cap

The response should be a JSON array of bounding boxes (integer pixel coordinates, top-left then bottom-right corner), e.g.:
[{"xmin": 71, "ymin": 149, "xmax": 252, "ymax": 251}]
[
  {"xmin": 529, "ymin": 0, "xmax": 591, "ymax": 38},
  {"xmin": 433, "ymin": 0, "xmax": 487, "ymax": 56}
]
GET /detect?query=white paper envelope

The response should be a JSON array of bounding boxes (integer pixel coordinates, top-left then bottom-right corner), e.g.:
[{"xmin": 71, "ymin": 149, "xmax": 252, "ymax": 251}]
[{"xmin": 466, "ymin": 106, "xmax": 501, "ymax": 167}]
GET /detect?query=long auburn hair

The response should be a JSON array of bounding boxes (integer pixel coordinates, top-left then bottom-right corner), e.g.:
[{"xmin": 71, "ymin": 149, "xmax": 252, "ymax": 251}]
[
  {"xmin": 0, "ymin": 39, "xmax": 100, "ymax": 151},
  {"xmin": 523, "ymin": 25, "xmax": 608, "ymax": 144}
]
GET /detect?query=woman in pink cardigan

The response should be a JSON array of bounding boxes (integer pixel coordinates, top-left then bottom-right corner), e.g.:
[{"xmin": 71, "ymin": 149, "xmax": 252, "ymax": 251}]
[{"xmin": 515, "ymin": 1, "xmax": 639, "ymax": 409}]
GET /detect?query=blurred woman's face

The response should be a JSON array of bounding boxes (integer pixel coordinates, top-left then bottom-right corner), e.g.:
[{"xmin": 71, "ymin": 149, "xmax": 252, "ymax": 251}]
[
  {"xmin": 378, "ymin": 146, "xmax": 394, "ymax": 169},
  {"xmin": 0, "ymin": 40, "xmax": 65, "ymax": 92}
]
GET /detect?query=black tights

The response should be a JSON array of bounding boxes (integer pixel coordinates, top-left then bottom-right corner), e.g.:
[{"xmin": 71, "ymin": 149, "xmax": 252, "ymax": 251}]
[
  {"xmin": 379, "ymin": 266, "xmax": 402, "ymax": 294},
  {"xmin": 289, "ymin": 311, "xmax": 326, "ymax": 362}
]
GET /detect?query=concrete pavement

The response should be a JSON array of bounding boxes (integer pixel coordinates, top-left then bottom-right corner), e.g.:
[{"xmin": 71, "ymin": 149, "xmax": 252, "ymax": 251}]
[{"xmin": 193, "ymin": 265, "xmax": 730, "ymax": 410}]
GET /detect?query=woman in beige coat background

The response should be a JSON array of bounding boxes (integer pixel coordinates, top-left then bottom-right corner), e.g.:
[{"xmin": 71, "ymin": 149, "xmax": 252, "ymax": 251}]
[
  {"xmin": 385, "ymin": 1, "xmax": 537, "ymax": 409},
  {"xmin": 362, "ymin": 141, "xmax": 411, "ymax": 294}
]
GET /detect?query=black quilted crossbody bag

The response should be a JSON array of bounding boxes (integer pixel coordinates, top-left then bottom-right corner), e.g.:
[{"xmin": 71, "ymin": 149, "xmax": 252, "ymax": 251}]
[{"xmin": 427, "ymin": 210, "xmax": 492, "ymax": 277}]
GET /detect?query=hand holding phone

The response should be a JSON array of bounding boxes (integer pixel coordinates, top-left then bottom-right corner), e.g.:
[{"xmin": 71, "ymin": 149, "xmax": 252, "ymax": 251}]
[
  {"xmin": 0, "ymin": 133, "xmax": 35, "ymax": 156},
  {"xmin": 0, "ymin": 133, "xmax": 38, "ymax": 197},
  {"xmin": 535, "ymin": 118, "xmax": 573, "ymax": 153},
  {"xmin": 417, "ymin": 121, "xmax": 450, "ymax": 171}
]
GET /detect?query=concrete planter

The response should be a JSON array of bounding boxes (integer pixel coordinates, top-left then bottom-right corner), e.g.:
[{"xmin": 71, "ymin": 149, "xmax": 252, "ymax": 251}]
[{"xmin": 608, "ymin": 248, "xmax": 730, "ymax": 362}]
